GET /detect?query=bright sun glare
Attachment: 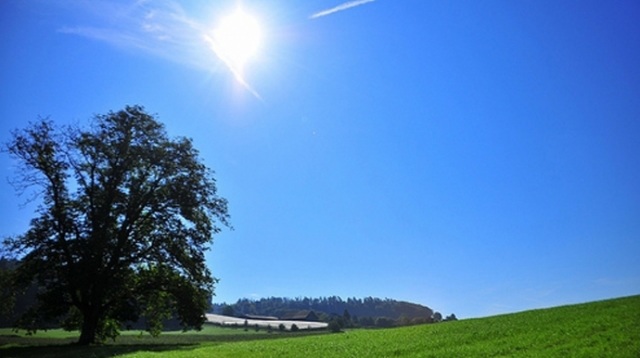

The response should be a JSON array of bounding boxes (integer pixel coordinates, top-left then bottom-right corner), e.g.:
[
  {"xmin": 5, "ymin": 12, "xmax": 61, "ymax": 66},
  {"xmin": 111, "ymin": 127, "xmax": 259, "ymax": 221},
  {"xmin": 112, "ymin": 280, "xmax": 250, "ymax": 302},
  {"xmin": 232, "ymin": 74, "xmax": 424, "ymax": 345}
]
[{"xmin": 208, "ymin": 8, "xmax": 262, "ymax": 85}]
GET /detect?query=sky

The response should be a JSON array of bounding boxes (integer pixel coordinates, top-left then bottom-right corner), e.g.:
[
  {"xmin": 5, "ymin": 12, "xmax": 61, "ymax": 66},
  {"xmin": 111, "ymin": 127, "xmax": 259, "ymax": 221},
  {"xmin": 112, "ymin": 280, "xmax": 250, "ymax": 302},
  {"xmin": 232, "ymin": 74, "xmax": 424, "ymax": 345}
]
[{"xmin": 1, "ymin": 0, "xmax": 639, "ymax": 319}]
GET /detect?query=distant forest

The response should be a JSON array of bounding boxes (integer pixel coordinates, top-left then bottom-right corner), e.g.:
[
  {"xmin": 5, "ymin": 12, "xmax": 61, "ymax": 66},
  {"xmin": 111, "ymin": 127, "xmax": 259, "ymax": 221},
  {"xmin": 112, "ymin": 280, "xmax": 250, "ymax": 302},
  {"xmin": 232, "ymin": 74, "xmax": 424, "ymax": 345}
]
[
  {"xmin": 2, "ymin": 257, "xmax": 457, "ymax": 330},
  {"xmin": 212, "ymin": 296, "xmax": 457, "ymax": 328}
]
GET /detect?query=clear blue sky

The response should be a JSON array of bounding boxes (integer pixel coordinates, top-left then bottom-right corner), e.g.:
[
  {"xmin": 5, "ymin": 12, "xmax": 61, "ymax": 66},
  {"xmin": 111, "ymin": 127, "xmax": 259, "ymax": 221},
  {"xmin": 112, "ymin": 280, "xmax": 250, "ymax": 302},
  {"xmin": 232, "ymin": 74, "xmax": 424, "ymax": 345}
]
[{"xmin": 1, "ymin": 0, "xmax": 639, "ymax": 318}]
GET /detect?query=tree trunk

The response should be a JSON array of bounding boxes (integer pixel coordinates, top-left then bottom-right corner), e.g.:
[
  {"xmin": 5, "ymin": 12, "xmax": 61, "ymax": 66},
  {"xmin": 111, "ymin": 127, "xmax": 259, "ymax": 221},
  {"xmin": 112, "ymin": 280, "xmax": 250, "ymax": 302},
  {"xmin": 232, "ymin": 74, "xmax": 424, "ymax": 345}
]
[{"xmin": 77, "ymin": 309, "xmax": 99, "ymax": 345}]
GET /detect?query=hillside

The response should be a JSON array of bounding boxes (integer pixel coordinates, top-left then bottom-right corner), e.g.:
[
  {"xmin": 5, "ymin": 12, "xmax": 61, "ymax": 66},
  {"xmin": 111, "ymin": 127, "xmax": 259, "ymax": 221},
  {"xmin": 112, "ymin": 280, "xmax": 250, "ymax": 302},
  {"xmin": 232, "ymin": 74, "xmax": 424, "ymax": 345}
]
[
  {"xmin": 180, "ymin": 294, "xmax": 640, "ymax": 357},
  {"xmin": 211, "ymin": 296, "xmax": 449, "ymax": 326}
]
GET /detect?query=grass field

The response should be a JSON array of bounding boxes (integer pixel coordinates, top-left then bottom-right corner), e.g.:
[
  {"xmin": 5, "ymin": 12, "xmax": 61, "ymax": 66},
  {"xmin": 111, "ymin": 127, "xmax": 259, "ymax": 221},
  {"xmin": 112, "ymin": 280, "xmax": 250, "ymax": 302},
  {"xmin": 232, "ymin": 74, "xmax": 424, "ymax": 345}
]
[
  {"xmin": 0, "ymin": 325, "xmax": 316, "ymax": 358},
  {"xmin": 1, "ymin": 295, "xmax": 638, "ymax": 357}
]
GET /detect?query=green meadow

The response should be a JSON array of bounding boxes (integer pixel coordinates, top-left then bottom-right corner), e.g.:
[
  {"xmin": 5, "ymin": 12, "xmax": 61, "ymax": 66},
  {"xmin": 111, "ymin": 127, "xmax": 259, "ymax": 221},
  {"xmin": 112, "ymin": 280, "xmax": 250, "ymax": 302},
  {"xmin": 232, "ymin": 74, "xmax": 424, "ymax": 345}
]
[{"xmin": 2, "ymin": 295, "xmax": 638, "ymax": 357}]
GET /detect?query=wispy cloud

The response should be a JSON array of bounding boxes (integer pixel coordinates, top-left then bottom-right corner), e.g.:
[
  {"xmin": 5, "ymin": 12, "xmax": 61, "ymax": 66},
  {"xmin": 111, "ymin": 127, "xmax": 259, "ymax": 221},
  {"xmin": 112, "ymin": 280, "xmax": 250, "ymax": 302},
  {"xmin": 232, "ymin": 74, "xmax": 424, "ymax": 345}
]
[
  {"xmin": 57, "ymin": 0, "xmax": 261, "ymax": 96},
  {"xmin": 310, "ymin": 0, "xmax": 375, "ymax": 19},
  {"xmin": 58, "ymin": 0, "xmax": 215, "ymax": 70}
]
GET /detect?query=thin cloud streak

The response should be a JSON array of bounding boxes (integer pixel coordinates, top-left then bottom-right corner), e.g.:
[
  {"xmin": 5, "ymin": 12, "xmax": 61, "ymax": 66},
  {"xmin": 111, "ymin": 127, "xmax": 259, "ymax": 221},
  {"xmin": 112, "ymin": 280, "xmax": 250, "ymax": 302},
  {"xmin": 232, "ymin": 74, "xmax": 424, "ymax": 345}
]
[
  {"xmin": 57, "ymin": 1, "xmax": 214, "ymax": 71},
  {"xmin": 310, "ymin": 0, "xmax": 375, "ymax": 19}
]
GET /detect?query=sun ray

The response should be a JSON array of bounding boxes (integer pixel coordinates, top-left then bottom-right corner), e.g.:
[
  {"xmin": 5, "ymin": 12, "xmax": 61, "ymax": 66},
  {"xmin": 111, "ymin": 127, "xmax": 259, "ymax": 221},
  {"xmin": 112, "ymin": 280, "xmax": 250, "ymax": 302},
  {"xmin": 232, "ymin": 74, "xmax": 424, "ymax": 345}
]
[{"xmin": 206, "ymin": 7, "xmax": 263, "ymax": 97}]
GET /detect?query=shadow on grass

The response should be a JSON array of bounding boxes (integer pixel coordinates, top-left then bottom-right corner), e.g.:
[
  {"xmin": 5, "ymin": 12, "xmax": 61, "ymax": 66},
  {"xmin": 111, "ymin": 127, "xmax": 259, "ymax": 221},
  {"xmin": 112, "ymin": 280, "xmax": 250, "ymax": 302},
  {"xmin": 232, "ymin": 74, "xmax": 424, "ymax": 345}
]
[
  {"xmin": 0, "ymin": 342, "xmax": 200, "ymax": 358},
  {"xmin": 1, "ymin": 334, "xmax": 222, "ymax": 358},
  {"xmin": 0, "ymin": 331, "xmax": 329, "ymax": 358}
]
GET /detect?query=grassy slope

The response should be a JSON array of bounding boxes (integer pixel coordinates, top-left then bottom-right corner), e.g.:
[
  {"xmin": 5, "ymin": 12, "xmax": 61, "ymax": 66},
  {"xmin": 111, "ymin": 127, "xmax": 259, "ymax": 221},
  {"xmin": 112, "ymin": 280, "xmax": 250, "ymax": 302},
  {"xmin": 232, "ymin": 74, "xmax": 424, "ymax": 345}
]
[
  {"xmin": 1, "ymin": 295, "xmax": 638, "ymax": 357},
  {"xmin": 128, "ymin": 295, "xmax": 640, "ymax": 358}
]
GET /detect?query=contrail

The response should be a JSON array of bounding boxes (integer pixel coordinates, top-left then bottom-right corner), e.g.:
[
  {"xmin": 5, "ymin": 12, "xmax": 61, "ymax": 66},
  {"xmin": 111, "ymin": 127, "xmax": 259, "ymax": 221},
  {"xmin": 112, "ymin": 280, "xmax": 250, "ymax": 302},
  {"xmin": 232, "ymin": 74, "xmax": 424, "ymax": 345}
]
[{"xmin": 310, "ymin": 0, "xmax": 375, "ymax": 19}]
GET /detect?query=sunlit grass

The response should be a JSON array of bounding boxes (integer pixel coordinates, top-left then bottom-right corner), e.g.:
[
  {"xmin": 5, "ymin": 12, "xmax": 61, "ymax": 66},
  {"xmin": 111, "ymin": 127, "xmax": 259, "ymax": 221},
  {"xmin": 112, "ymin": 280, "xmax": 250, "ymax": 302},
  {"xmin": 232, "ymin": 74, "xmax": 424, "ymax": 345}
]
[
  {"xmin": 2, "ymin": 295, "xmax": 638, "ymax": 357},
  {"xmin": 128, "ymin": 295, "xmax": 640, "ymax": 357}
]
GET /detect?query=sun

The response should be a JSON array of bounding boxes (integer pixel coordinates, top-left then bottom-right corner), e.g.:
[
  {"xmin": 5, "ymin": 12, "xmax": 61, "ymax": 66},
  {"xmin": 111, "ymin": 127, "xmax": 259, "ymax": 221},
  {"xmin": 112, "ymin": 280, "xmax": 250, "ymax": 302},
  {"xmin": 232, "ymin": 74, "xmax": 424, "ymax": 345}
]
[{"xmin": 207, "ymin": 8, "xmax": 262, "ymax": 83}]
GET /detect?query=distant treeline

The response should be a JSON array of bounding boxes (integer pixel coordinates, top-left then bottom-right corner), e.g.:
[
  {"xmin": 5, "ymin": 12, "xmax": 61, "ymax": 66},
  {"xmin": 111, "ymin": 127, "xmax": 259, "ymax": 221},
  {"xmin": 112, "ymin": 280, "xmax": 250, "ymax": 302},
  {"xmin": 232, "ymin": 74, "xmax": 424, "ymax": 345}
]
[
  {"xmin": 3, "ymin": 256, "xmax": 456, "ymax": 330},
  {"xmin": 212, "ymin": 296, "xmax": 456, "ymax": 328}
]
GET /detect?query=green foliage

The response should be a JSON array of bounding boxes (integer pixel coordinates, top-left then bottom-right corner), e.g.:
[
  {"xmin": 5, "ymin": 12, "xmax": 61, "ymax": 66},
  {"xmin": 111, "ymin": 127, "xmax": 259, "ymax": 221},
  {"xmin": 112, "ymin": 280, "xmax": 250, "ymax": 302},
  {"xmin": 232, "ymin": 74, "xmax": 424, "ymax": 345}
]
[
  {"xmin": 341, "ymin": 309, "xmax": 351, "ymax": 327},
  {"xmin": 374, "ymin": 317, "xmax": 394, "ymax": 328},
  {"xmin": 0, "ymin": 260, "xmax": 16, "ymax": 319},
  {"xmin": 60, "ymin": 307, "xmax": 82, "ymax": 332},
  {"xmin": 432, "ymin": 311, "xmax": 442, "ymax": 322},
  {"xmin": 327, "ymin": 320, "xmax": 342, "ymax": 333},
  {"xmin": 1, "ymin": 106, "xmax": 230, "ymax": 345},
  {"xmin": 221, "ymin": 305, "xmax": 235, "ymax": 317},
  {"xmin": 97, "ymin": 318, "xmax": 121, "ymax": 343}
]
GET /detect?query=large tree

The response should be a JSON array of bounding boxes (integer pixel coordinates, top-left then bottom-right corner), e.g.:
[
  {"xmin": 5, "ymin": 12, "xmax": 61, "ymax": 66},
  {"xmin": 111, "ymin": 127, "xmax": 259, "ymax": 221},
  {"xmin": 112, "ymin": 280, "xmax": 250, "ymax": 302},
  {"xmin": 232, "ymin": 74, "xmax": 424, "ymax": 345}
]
[{"xmin": 1, "ymin": 106, "xmax": 229, "ymax": 345}]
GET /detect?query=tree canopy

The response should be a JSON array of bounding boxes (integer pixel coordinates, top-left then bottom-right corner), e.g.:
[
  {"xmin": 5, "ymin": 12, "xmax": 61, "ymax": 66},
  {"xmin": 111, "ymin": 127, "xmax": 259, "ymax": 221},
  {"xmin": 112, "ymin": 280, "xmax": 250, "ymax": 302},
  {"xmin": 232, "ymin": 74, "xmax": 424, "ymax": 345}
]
[{"xmin": 1, "ymin": 106, "xmax": 230, "ymax": 345}]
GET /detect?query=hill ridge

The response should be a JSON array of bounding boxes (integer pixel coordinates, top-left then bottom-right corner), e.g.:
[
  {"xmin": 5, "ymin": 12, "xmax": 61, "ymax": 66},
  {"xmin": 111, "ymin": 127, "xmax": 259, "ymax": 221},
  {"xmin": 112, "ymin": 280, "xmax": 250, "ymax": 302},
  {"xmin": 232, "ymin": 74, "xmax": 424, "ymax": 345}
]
[{"xmin": 212, "ymin": 295, "xmax": 456, "ymax": 326}]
